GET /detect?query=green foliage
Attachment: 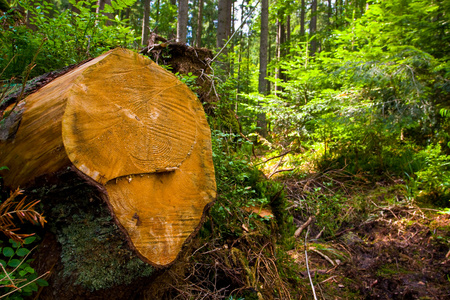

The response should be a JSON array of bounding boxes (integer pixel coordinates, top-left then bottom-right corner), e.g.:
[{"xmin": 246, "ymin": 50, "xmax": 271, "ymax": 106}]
[
  {"xmin": 253, "ymin": 0, "xmax": 448, "ymax": 187},
  {"xmin": 206, "ymin": 130, "xmax": 292, "ymax": 239},
  {"xmin": 175, "ymin": 71, "xmax": 198, "ymax": 92},
  {"xmin": 411, "ymin": 144, "xmax": 450, "ymax": 205},
  {"xmin": 0, "ymin": 0, "xmax": 139, "ymax": 79},
  {"xmin": 0, "ymin": 237, "xmax": 48, "ymax": 300}
]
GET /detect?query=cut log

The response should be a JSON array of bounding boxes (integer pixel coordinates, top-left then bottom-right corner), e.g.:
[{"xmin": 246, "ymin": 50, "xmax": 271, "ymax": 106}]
[{"xmin": 0, "ymin": 48, "xmax": 216, "ymax": 266}]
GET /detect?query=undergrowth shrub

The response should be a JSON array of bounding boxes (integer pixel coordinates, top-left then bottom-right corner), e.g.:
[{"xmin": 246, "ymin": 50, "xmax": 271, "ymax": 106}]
[
  {"xmin": 1, "ymin": 0, "xmax": 138, "ymax": 80},
  {"xmin": 0, "ymin": 189, "xmax": 48, "ymax": 299},
  {"xmin": 411, "ymin": 144, "xmax": 450, "ymax": 206},
  {"xmin": 207, "ymin": 130, "xmax": 292, "ymax": 240}
]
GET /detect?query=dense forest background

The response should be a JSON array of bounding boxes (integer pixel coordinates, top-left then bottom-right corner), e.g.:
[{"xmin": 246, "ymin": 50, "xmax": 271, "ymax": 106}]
[{"xmin": 1, "ymin": 0, "xmax": 450, "ymax": 299}]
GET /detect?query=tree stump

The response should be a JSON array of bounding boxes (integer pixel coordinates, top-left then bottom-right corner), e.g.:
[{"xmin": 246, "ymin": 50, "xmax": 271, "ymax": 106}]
[{"xmin": 0, "ymin": 48, "xmax": 216, "ymax": 267}]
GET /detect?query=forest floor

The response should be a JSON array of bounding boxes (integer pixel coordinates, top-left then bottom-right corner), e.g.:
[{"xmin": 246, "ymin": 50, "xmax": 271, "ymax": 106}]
[
  {"xmin": 282, "ymin": 175, "xmax": 450, "ymax": 299},
  {"xmin": 154, "ymin": 167, "xmax": 450, "ymax": 299}
]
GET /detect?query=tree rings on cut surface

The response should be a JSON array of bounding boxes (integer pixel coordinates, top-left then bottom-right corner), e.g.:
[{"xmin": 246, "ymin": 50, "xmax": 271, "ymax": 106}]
[
  {"xmin": 62, "ymin": 49, "xmax": 198, "ymax": 183},
  {"xmin": 0, "ymin": 48, "xmax": 216, "ymax": 266}
]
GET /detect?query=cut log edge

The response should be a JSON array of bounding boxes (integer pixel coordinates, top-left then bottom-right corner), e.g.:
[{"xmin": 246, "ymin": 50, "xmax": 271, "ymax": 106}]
[{"xmin": 71, "ymin": 164, "xmax": 216, "ymax": 268}]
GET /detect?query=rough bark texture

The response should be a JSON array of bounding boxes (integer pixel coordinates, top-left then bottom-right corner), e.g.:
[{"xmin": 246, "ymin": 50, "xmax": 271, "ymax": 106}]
[
  {"xmin": 257, "ymin": 0, "xmax": 269, "ymax": 137},
  {"xmin": 310, "ymin": 0, "xmax": 318, "ymax": 56},
  {"xmin": 0, "ymin": 48, "xmax": 216, "ymax": 267},
  {"xmin": 176, "ymin": 0, "xmax": 188, "ymax": 43},
  {"xmin": 216, "ymin": 0, "xmax": 231, "ymax": 72},
  {"xmin": 142, "ymin": 0, "xmax": 150, "ymax": 45},
  {"xmin": 195, "ymin": 0, "xmax": 204, "ymax": 47},
  {"xmin": 96, "ymin": 0, "xmax": 113, "ymax": 25},
  {"xmin": 300, "ymin": 0, "xmax": 305, "ymax": 36}
]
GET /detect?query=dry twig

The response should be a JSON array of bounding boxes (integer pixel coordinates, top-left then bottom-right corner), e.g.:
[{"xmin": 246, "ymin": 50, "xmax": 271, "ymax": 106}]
[{"xmin": 294, "ymin": 216, "xmax": 314, "ymax": 238}]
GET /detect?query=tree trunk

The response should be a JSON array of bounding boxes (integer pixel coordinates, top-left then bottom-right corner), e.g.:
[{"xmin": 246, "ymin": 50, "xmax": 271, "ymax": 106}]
[
  {"xmin": 196, "ymin": 0, "xmax": 204, "ymax": 47},
  {"xmin": 257, "ymin": 0, "xmax": 269, "ymax": 137},
  {"xmin": 310, "ymin": 0, "xmax": 318, "ymax": 56},
  {"xmin": 177, "ymin": 0, "xmax": 189, "ymax": 43},
  {"xmin": 96, "ymin": 0, "xmax": 114, "ymax": 25},
  {"xmin": 300, "ymin": 0, "xmax": 305, "ymax": 36},
  {"xmin": 0, "ymin": 48, "xmax": 216, "ymax": 267},
  {"xmin": 217, "ymin": 0, "xmax": 229, "ymax": 50},
  {"xmin": 141, "ymin": 0, "xmax": 150, "ymax": 46},
  {"xmin": 226, "ymin": 0, "xmax": 232, "ymax": 39},
  {"xmin": 258, "ymin": 0, "xmax": 268, "ymax": 95},
  {"xmin": 216, "ymin": 0, "xmax": 231, "ymax": 74},
  {"xmin": 275, "ymin": 19, "xmax": 286, "ymax": 92},
  {"xmin": 328, "ymin": 0, "xmax": 332, "ymax": 26},
  {"xmin": 286, "ymin": 15, "xmax": 291, "ymax": 43}
]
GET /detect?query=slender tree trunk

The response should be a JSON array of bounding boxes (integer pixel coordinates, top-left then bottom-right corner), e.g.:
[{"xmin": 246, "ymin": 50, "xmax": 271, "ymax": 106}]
[
  {"xmin": 96, "ymin": 0, "xmax": 113, "ymax": 25},
  {"xmin": 275, "ymin": 19, "xmax": 286, "ymax": 92},
  {"xmin": 287, "ymin": 15, "xmax": 291, "ymax": 41},
  {"xmin": 257, "ymin": 0, "xmax": 269, "ymax": 137},
  {"xmin": 217, "ymin": 0, "xmax": 231, "ymax": 50},
  {"xmin": 286, "ymin": 15, "xmax": 290, "ymax": 80},
  {"xmin": 246, "ymin": 34, "xmax": 250, "ymax": 93},
  {"xmin": 226, "ymin": 0, "xmax": 232, "ymax": 39},
  {"xmin": 230, "ymin": 0, "xmax": 235, "ymax": 77},
  {"xmin": 328, "ymin": 0, "xmax": 332, "ymax": 26},
  {"xmin": 300, "ymin": 0, "xmax": 305, "ymax": 37},
  {"xmin": 217, "ymin": 0, "xmax": 231, "ymax": 73},
  {"xmin": 177, "ymin": 0, "xmax": 189, "ymax": 43},
  {"xmin": 141, "ymin": 0, "xmax": 150, "ymax": 46},
  {"xmin": 310, "ymin": 0, "xmax": 318, "ymax": 56},
  {"xmin": 195, "ymin": 0, "xmax": 204, "ymax": 47}
]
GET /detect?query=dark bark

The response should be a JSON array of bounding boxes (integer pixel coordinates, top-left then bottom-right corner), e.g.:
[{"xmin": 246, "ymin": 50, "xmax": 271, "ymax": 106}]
[
  {"xmin": 310, "ymin": 0, "xmax": 318, "ymax": 56},
  {"xmin": 257, "ymin": 0, "xmax": 269, "ymax": 137},
  {"xmin": 177, "ymin": 0, "xmax": 188, "ymax": 43},
  {"xmin": 300, "ymin": 0, "xmax": 305, "ymax": 36},
  {"xmin": 195, "ymin": 0, "xmax": 204, "ymax": 47},
  {"xmin": 328, "ymin": 0, "xmax": 332, "ymax": 26},
  {"xmin": 96, "ymin": 0, "xmax": 114, "ymax": 25},
  {"xmin": 141, "ymin": 0, "xmax": 150, "ymax": 46},
  {"xmin": 216, "ymin": 0, "xmax": 231, "ymax": 73},
  {"xmin": 217, "ymin": 0, "xmax": 231, "ymax": 51}
]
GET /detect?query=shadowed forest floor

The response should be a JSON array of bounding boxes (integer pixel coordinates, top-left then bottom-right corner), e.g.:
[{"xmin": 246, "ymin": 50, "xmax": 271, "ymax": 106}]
[
  {"xmin": 284, "ymin": 177, "xmax": 450, "ymax": 299},
  {"xmin": 140, "ymin": 169, "xmax": 450, "ymax": 299}
]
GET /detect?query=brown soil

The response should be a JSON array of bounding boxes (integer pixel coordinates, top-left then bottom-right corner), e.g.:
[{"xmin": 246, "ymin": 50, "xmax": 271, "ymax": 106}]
[{"xmin": 288, "ymin": 202, "xmax": 450, "ymax": 299}]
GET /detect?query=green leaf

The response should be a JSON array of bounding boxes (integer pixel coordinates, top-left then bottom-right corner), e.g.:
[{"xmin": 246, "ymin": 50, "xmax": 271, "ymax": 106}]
[
  {"xmin": 3, "ymin": 247, "xmax": 14, "ymax": 257},
  {"xmin": 16, "ymin": 248, "xmax": 30, "ymax": 257},
  {"xmin": 36, "ymin": 278, "xmax": 49, "ymax": 287},
  {"xmin": 0, "ymin": 166, "xmax": 8, "ymax": 171},
  {"xmin": 24, "ymin": 236, "xmax": 36, "ymax": 244},
  {"xmin": 103, "ymin": 4, "xmax": 114, "ymax": 13},
  {"xmin": 0, "ymin": 259, "xmax": 6, "ymax": 266},
  {"xmin": 9, "ymin": 239, "xmax": 20, "ymax": 248},
  {"xmin": 8, "ymin": 258, "xmax": 21, "ymax": 267},
  {"xmin": 23, "ymin": 282, "xmax": 38, "ymax": 293},
  {"xmin": 24, "ymin": 266, "xmax": 34, "ymax": 273}
]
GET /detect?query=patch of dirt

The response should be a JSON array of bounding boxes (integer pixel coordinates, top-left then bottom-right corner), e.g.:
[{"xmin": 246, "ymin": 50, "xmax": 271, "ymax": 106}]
[
  {"xmin": 340, "ymin": 209, "xmax": 450, "ymax": 299},
  {"xmin": 290, "ymin": 205, "xmax": 450, "ymax": 299}
]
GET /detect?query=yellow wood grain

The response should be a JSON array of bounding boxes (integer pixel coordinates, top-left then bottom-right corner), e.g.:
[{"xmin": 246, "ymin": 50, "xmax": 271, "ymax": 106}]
[{"xmin": 0, "ymin": 48, "xmax": 216, "ymax": 266}]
